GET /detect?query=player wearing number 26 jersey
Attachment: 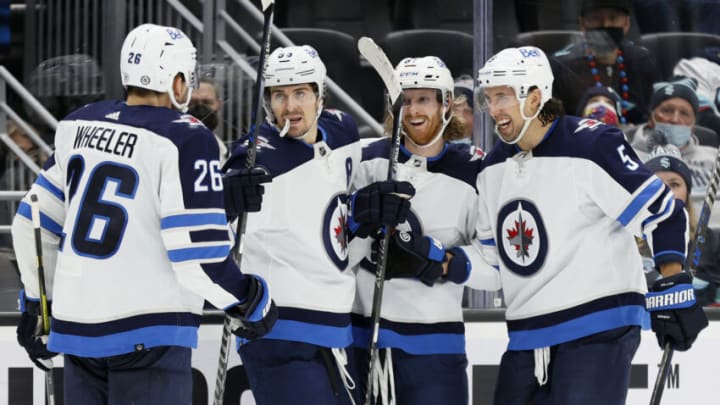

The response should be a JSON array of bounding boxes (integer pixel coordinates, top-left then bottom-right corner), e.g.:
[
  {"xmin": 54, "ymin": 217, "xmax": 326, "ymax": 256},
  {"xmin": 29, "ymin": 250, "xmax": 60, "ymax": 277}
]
[{"xmin": 13, "ymin": 99, "xmax": 251, "ymax": 355}]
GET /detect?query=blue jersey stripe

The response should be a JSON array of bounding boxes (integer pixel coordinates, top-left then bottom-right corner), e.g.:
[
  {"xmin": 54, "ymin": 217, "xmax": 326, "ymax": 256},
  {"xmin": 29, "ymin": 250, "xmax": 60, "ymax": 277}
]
[
  {"xmin": 161, "ymin": 212, "xmax": 227, "ymax": 229},
  {"xmin": 617, "ymin": 178, "xmax": 664, "ymax": 226},
  {"xmin": 641, "ymin": 192, "xmax": 673, "ymax": 230},
  {"xmin": 17, "ymin": 202, "xmax": 63, "ymax": 236},
  {"xmin": 237, "ymin": 319, "xmax": 353, "ymax": 349},
  {"xmin": 48, "ymin": 325, "xmax": 199, "ymax": 357},
  {"xmin": 36, "ymin": 174, "xmax": 65, "ymax": 201},
  {"xmin": 51, "ymin": 312, "xmax": 201, "ymax": 335},
  {"xmin": 507, "ymin": 305, "xmax": 646, "ymax": 350},
  {"xmin": 167, "ymin": 245, "xmax": 230, "ymax": 262},
  {"xmin": 479, "ymin": 238, "xmax": 496, "ymax": 246}
]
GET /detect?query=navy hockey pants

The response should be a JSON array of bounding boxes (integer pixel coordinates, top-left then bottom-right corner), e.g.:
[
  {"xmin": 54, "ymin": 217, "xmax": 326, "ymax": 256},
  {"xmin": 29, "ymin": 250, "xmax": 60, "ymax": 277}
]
[
  {"xmin": 493, "ymin": 325, "xmax": 641, "ymax": 405},
  {"xmin": 238, "ymin": 339, "xmax": 359, "ymax": 405},
  {"xmin": 351, "ymin": 348, "xmax": 469, "ymax": 405},
  {"xmin": 64, "ymin": 345, "xmax": 192, "ymax": 405}
]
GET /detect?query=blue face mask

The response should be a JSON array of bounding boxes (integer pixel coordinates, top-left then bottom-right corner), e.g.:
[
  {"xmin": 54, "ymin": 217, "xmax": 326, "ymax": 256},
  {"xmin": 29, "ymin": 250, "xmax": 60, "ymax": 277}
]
[{"xmin": 654, "ymin": 122, "xmax": 692, "ymax": 147}]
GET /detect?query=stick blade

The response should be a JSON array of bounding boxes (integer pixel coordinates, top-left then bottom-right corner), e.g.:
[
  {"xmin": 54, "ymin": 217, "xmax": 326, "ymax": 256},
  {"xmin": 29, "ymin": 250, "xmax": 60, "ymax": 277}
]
[{"xmin": 358, "ymin": 37, "xmax": 402, "ymax": 104}]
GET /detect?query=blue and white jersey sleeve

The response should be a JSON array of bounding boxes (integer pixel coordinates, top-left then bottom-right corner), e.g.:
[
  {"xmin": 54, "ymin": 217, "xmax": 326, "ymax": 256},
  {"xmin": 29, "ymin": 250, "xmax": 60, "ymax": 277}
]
[
  {"xmin": 11, "ymin": 155, "xmax": 65, "ymax": 299},
  {"xmin": 459, "ymin": 172, "xmax": 502, "ymax": 292},
  {"xmin": 576, "ymin": 126, "xmax": 687, "ymax": 266},
  {"xmin": 159, "ymin": 130, "xmax": 249, "ymax": 310}
]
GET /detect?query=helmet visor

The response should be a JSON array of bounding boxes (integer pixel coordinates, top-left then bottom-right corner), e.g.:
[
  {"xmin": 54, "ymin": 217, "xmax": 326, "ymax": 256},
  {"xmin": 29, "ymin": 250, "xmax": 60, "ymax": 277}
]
[{"xmin": 475, "ymin": 86, "xmax": 519, "ymax": 113}]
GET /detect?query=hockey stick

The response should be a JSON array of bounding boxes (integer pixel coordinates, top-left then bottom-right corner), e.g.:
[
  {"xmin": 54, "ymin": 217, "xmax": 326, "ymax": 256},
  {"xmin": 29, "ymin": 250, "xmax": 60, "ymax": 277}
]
[
  {"xmin": 29, "ymin": 194, "xmax": 55, "ymax": 405},
  {"xmin": 213, "ymin": 1, "xmax": 275, "ymax": 404},
  {"xmin": 649, "ymin": 146, "xmax": 720, "ymax": 405},
  {"xmin": 357, "ymin": 36, "xmax": 403, "ymax": 405}
]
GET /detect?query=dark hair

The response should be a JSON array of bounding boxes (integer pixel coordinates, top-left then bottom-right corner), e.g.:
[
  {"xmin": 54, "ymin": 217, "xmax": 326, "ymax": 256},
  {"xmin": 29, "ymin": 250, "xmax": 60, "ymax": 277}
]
[
  {"xmin": 539, "ymin": 98, "xmax": 565, "ymax": 125},
  {"xmin": 527, "ymin": 85, "xmax": 565, "ymax": 125}
]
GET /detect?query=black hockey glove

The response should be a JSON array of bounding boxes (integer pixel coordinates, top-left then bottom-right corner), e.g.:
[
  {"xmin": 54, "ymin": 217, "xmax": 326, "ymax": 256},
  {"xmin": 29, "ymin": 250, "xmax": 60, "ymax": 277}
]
[
  {"xmin": 348, "ymin": 181, "xmax": 415, "ymax": 238},
  {"xmin": 646, "ymin": 272, "xmax": 708, "ymax": 351},
  {"xmin": 370, "ymin": 231, "xmax": 470, "ymax": 287},
  {"xmin": 223, "ymin": 167, "xmax": 272, "ymax": 217},
  {"xmin": 17, "ymin": 291, "xmax": 57, "ymax": 371},
  {"xmin": 227, "ymin": 274, "xmax": 278, "ymax": 341}
]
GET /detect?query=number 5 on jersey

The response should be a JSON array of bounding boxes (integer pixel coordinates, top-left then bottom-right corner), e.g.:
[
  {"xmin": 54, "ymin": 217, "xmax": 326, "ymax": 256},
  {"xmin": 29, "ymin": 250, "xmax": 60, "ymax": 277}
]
[{"xmin": 617, "ymin": 145, "xmax": 639, "ymax": 171}]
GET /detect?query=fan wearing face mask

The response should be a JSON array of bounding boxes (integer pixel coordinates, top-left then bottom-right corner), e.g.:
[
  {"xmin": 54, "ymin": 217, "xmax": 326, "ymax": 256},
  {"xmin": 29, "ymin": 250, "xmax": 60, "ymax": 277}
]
[
  {"xmin": 551, "ymin": 0, "xmax": 661, "ymax": 125},
  {"xmin": 629, "ymin": 77, "xmax": 718, "ymax": 199}
]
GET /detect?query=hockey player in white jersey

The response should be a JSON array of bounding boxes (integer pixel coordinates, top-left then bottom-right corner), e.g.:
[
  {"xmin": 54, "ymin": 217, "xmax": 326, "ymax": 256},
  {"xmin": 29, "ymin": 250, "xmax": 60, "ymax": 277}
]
[
  {"xmin": 350, "ymin": 56, "xmax": 498, "ymax": 405},
  {"xmin": 223, "ymin": 45, "xmax": 414, "ymax": 405},
  {"xmin": 472, "ymin": 46, "xmax": 707, "ymax": 404},
  {"xmin": 12, "ymin": 24, "xmax": 277, "ymax": 404}
]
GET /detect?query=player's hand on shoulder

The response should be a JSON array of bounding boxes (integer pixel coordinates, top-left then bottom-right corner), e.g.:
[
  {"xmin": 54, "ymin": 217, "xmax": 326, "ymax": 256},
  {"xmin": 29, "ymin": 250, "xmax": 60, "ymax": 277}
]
[
  {"xmin": 16, "ymin": 291, "xmax": 57, "ymax": 371},
  {"xmin": 348, "ymin": 180, "xmax": 415, "ymax": 238},
  {"xmin": 646, "ymin": 272, "xmax": 708, "ymax": 351},
  {"xmin": 226, "ymin": 274, "xmax": 278, "ymax": 340},
  {"xmin": 369, "ymin": 231, "xmax": 470, "ymax": 286},
  {"xmin": 222, "ymin": 167, "xmax": 272, "ymax": 217}
]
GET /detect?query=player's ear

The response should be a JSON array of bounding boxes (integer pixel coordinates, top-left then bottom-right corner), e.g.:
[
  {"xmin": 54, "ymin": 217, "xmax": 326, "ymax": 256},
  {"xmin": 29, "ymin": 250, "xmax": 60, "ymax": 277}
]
[
  {"xmin": 527, "ymin": 88, "xmax": 542, "ymax": 113},
  {"xmin": 172, "ymin": 74, "xmax": 187, "ymax": 101}
]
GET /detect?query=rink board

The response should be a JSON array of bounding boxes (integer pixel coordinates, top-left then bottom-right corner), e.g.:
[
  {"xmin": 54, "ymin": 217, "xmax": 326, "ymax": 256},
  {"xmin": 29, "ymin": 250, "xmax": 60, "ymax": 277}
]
[{"xmin": 0, "ymin": 315, "xmax": 717, "ymax": 405}]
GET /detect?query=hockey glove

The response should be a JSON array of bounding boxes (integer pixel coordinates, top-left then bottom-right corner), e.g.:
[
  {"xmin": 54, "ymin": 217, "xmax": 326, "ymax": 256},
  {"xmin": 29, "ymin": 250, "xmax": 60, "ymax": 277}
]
[
  {"xmin": 646, "ymin": 272, "xmax": 708, "ymax": 351},
  {"xmin": 371, "ymin": 231, "xmax": 470, "ymax": 286},
  {"xmin": 348, "ymin": 181, "xmax": 415, "ymax": 238},
  {"xmin": 223, "ymin": 167, "xmax": 272, "ymax": 217},
  {"xmin": 16, "ymin": 290, "xmax": 57, "ymax": 371},
  {"xmin": 227, "ymin": 274, "xmax": 278, "ymax": 340}
]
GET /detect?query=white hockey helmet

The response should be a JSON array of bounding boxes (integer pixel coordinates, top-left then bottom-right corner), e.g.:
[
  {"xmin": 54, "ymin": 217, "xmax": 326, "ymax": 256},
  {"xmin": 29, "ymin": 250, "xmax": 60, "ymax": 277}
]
[
  {"xmin": 395, "ymin": 56, "xmax": 455, "ymax": 148},
  {"xmin": 476, "ymin": 46, "xmax": 553, "ymax": 107},
  {"xmin": 263, "ymin": 45, "xmax": 327, "ymax": 137},
  {"xmin": 120, "ymin": 24, "xmax": 197, "ymax": 112},
  {"xmin": 476, "ymin": 46, "xmax": 554, "ymax": 145}
]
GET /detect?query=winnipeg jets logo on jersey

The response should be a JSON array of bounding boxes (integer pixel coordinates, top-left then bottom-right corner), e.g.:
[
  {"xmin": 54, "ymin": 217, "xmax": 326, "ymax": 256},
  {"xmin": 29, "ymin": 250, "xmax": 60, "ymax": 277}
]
[
  {"xmin": 173, "ymin": 114, "xmax": 206, "ymax": 127},
  {"xmin": 325, "ymin": 109, "xmax": 344, "ymax": 122},
  {"xmin": 242, "ymin": 135, "xmax": 276, "ymax": 151},
  {"xmin": 496, "ymin": 199, "xmax": 548, "ymax": 276},
  {"xmin": 574, "ymin": 118, "xmax": 603, "ymax": 133},
  {"xmin": 469, "ymin": 145, "xmax": 486, "ymax": 161},
  {"xmin": 506, "ymin": 209, "xmax": 534, "ymax": 261},
  {"xmin": 323, "ymin": 193, "xmax": 350, "ymax": 270}
]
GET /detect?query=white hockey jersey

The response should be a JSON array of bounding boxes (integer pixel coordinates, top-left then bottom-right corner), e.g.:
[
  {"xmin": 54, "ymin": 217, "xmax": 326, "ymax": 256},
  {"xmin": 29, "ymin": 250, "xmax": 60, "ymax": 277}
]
[
  {"xmin": 11, "ymin": 100, "xmax": 251, "ymax": 357},
  {"xmin": 469, "ymin": 116, "xmax": 688, "ymax": 351},
  {"xmin": 225, "ymin": 109, "xmax": 362, "ymax": 349},
  {"xmin": 352, "ymin": 140, "xmax": 499, "ymax": 355}
]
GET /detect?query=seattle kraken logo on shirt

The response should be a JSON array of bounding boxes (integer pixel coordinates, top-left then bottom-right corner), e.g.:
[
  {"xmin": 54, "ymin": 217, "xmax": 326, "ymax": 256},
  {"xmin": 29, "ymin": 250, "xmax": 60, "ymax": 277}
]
[
  {"xmin": 323, "ymin": 193, "xmax": 351, "ymax": 270},
  {"xmin": 497, "ymin": 199, "xmax": 548, "ymax": 277}
]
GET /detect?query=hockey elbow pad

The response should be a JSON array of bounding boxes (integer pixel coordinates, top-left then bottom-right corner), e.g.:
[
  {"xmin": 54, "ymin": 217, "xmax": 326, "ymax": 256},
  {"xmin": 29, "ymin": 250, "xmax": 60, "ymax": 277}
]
[
  {"xmin": 227, "ymin": 275, "xmax": 278, "ymax": 340},
  {"xmin": 646, "ymin": 272, "xmax": 708, "ymax": 351}
]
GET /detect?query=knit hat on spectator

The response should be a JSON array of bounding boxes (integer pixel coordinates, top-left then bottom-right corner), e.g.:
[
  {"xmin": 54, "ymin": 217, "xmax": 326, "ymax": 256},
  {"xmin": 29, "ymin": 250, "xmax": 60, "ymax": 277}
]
[
  {"xmin": 645, "ymin": 144, "xmax": 693, "ymax": 195},
  {"xmin": 649, "ymin": 77, "xmax": 699, "ymax": 115},
  {"xmin": 454, "ymin": 75, "xmax": 474, "ymax": 109},
  {"xmin": 580, "ymin": 0, "xmax": 631, "ymax": 16}
]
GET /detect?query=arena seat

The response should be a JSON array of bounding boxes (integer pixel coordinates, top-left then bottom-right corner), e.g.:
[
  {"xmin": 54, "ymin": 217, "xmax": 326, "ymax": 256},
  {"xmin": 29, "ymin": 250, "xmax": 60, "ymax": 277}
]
[
  {"xmin": 379, "ymin": 29, "xmax": 474, "ymax": 77},
  {"xmin": 638, "ymin": 32, "xmax": 720, "ymax": 80},
  {"xmin": 284, "ymin": 0, "xmax": 392, "ymax": 41},
  {"xmin": 515, "ymin": 30, "xmax": 584, "ymax": 55}
]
